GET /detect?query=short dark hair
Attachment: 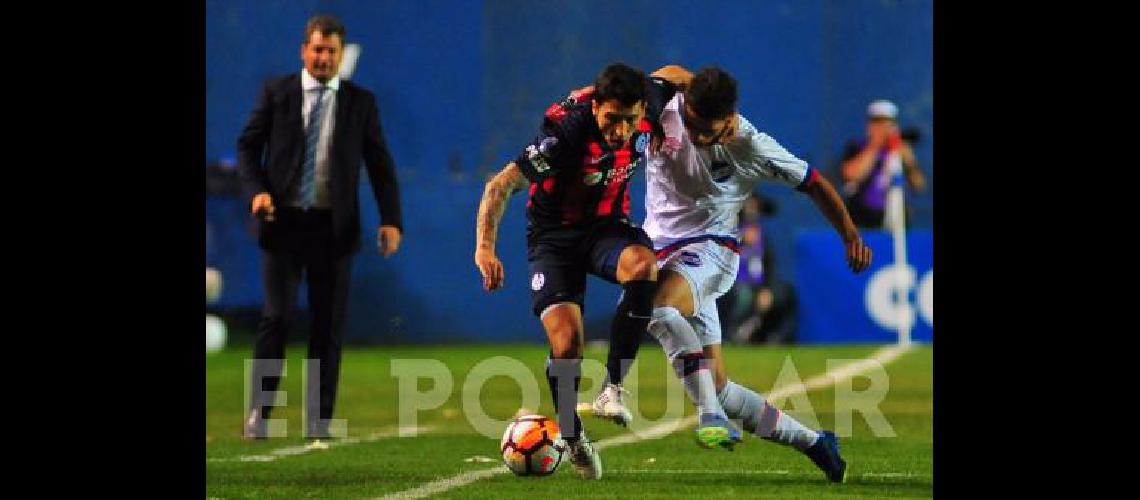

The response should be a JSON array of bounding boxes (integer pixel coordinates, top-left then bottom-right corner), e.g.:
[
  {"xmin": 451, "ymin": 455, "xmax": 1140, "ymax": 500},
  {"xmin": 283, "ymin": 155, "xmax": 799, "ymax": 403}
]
[
  {"xmin": 593, "ymin": 63, "xmax": 648, "ymax": 107},
  {"xmin": 304, "ymin": 15, "xmax": 346, "ymax": 45},
  {"xmin": 685, "ymin": 67, "xmax": 738, "ymax": 120}
]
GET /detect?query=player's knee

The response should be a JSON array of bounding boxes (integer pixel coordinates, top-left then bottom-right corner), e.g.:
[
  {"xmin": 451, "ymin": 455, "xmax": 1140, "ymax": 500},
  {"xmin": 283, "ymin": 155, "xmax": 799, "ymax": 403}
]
[
  {"xmin": 630, "ymin": 257, "xmax": 657, "ymax": 282},
  {"xmin": 652, "ymin": 275, "xmax": 694, "ymax": 316},
  {"xmin": 551, "ymin": 339, "xmax": 582, "ymax": 359},
  {"xmin": 652, "ymin": 285, "xmax": 680, "ymax": 309},
  {"xmin": 547, "ymin": 324, "xmax": 583, "ymax": 359},
  {"xmin": 620, "ymin": 246, "xmax": 658, "ymax": 282}
]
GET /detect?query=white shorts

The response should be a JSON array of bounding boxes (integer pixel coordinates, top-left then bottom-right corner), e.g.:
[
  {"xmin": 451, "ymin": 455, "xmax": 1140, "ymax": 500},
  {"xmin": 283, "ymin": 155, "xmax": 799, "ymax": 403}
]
[{"xmin": 655, "ymin": 238, "xmax": 740, "ymax": 346}]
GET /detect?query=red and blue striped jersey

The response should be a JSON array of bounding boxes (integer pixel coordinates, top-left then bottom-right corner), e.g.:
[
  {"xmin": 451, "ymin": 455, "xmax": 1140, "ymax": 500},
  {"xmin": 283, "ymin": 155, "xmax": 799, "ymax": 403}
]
[
  {"xmin": 515, "ymin": 77, "xmax": 675, "ymax": 229},
  {"xmin": 515, "ymin": 96, "xmax": 654, "ymax": 228}
]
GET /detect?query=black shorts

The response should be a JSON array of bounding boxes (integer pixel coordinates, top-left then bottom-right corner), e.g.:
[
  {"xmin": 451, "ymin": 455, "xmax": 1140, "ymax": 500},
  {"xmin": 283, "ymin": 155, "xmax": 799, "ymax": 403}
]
[{"xmin": 526, "ymin": 218, "xmax": 653, "ymax": 317}]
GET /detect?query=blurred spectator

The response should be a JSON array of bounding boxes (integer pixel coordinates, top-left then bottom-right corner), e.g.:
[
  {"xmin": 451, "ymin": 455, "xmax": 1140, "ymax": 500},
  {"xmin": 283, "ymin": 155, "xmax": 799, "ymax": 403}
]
[
  {"xmin": 717, "ymin": 195, "xmax": 800, "ymax": 344},
  {"xmin": 839, "ymin": 100, "xmax": 926, "ymax": 229}
]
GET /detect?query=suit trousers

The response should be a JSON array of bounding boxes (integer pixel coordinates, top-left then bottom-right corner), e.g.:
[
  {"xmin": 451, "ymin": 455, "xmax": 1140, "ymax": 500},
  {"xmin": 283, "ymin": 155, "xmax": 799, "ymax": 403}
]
[{"xmin": 248, "ymin": 207, "xmax": 352, "ymax": 435}]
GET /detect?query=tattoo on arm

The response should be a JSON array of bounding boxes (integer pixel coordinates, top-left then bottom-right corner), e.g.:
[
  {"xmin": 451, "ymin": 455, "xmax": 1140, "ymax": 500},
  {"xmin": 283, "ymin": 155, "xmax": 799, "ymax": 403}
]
[{"xmin": 476, "ymin": 162, "xmax": 529, "ymax": 251}]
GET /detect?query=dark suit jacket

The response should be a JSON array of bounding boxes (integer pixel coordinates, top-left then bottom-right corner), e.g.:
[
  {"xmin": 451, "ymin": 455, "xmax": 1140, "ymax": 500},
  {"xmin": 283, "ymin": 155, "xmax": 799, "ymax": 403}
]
[{"xmin": 237, "ymin": 73, "xmax": 402, "ymax": 256}]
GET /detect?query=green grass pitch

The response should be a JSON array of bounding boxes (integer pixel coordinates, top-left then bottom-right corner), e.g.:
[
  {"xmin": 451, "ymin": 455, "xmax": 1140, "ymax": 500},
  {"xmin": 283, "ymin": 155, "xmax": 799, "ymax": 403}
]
[{"xmin": 206, "ymin": 342, "xmax": 933, "ymax": 498}]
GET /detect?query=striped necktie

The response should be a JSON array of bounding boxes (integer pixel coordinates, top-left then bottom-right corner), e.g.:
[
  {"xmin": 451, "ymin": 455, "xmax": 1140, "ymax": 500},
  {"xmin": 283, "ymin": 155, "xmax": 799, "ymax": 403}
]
[{"xmin": 300, "ymin": 86, "xmax": 328, "ymax": 209}]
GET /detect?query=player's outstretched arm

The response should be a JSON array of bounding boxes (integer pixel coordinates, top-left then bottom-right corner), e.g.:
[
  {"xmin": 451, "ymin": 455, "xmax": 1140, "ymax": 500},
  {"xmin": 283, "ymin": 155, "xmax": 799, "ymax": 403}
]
[
  {"xmin": 475, "ymin": 162, "xmax": 529, "ymax": 291},
  {"xmin": 804, "ymin": 175, "xmax": 872, "ymax": 273}
]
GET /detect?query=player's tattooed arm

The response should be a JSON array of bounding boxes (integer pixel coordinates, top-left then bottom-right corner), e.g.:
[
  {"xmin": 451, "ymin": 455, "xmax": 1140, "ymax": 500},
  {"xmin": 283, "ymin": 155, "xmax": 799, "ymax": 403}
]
[
  {"xmin": 476, "ymin": 162, "xmax": 528, "ymax": 251},
  {"xmin": 804, "ymin": 174, "xmax": 873, "ymax": 274},
  {"xmin": 474, "ymin": 162, "xmax": 529, "ymax": 291}
]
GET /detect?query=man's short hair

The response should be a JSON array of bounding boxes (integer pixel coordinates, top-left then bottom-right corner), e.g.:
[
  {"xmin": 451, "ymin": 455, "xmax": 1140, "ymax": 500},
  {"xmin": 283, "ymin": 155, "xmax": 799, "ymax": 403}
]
[
  {"xmin": 593, "ymin": 63, "xmax": 648, "ymax": 107},
  {"xmin": 304, "ymin": 15, "xmax": 346, "ymax": 44},
  {"xmin": 686, "ymin": 67, "xmax": 738, "ymax": 120}
]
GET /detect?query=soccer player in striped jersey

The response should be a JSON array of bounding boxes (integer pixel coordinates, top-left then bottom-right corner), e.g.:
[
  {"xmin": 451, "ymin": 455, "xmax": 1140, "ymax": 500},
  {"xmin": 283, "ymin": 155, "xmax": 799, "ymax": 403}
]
[
  {"xmin": 569, "ymin": 65, "xmax": 871, "ymax": 482},
  {"xmin": 473, "ymin": 63, "xmax": 669, "ymax": 480}
]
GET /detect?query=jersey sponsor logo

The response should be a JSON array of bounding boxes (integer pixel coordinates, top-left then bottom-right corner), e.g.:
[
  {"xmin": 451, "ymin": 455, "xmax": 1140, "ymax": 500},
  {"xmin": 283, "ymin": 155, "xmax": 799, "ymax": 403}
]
[
  {"xmin": 583, "ymin": 171, "xmax": 604, "ymax": 186},
  {"xmin": 604, "ymin": 159, "xmax": 635, "ymax": 186},
  {"xmin": 679, "ymin": 251, "xmax": 702, "ymax": 267},
  {"xmin": 531, "ymin": 272, "xmax": 545, "ymax": 291}
]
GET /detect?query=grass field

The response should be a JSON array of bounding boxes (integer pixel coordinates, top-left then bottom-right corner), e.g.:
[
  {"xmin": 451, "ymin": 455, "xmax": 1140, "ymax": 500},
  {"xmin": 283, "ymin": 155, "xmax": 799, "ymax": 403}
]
[{"xmin": 206, "ymin": 342, "xmax": 933, "ymax": 499}]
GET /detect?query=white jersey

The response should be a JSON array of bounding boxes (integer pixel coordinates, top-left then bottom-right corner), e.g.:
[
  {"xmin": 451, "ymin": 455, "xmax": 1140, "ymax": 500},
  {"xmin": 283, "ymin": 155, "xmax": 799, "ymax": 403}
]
[{"xmin": 643, "ymin": 93, "xmax": 816, "ymax": 250}]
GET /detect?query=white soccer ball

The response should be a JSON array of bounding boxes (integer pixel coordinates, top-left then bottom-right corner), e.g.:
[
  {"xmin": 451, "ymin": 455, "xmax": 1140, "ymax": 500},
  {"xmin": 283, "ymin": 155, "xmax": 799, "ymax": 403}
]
[
  {"xmin": 206, "ymin": 267, "xmax": 223, "ymax": 303},
  {"xmin": 206, "ymin": 314, "xmax": 227, "ymax": 353},
  {"xmin": 500, "ymin": 414, "xmax": 565, "ymax": 476}
]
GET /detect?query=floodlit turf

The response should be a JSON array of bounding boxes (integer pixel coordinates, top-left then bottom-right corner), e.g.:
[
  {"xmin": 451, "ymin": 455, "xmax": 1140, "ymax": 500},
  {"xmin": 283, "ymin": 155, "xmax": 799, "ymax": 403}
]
[{"xmin": 206, "ymin": 342, "xmax": 932, "ymax": 499}]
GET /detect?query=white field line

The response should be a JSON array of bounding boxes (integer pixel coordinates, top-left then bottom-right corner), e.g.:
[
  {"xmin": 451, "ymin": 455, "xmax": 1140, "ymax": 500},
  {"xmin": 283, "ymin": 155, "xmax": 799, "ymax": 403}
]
[
  {"xmin": 619, "ymin": 468, "xmax": 793, "ymax": 475},
  {"xmin": 375, "ymin": 466, "xmax": 510, "ymax": 500},
  {"xmin": 612, "ymin": 468, "xmax": 929, "ymax": 478},
  {"xmin": 615, "ymin": 466, "xmax": 925, "ymax": 480},
  {"xmin": 375, "ymin": 344, "xmax": 915, "ymax": 500},
  {"xmin": 207, "ymin": 425, "xmax": 436, "ymax": 463}
]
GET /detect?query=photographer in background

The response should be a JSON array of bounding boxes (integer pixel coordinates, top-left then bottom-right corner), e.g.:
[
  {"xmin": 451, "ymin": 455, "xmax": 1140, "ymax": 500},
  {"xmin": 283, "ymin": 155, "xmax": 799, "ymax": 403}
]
[{"xmin": 839, "ymin": 100, "xmax": 926, "ymax": 229}]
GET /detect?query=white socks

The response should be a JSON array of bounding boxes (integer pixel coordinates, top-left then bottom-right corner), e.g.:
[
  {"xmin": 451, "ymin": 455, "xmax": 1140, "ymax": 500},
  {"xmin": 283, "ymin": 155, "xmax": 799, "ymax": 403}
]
[
  {"xmin": 647, "ymin": 306, "xmax": 725, "ymax": 417},
  {"xmin": 718, "ymin": 380, "xmax": 819, "ymax": 450}
]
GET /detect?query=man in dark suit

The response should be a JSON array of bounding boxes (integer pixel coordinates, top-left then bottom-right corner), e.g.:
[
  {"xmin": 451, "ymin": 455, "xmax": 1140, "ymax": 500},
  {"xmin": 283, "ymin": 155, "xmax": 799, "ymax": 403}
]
[{"xmin": 237, "ymin": 15, "xmax": 403, "ymax": 440}]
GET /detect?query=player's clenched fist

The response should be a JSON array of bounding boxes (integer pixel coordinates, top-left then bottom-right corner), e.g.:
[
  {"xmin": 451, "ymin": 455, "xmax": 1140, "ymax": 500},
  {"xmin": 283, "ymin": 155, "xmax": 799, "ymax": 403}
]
[
  {"xmin": 474, "ymin": 247, "xmax": 505, "ymax": 292},
  {"xmin": 845, "ymin": 239, "xmax": 872, "ymax": 273}
]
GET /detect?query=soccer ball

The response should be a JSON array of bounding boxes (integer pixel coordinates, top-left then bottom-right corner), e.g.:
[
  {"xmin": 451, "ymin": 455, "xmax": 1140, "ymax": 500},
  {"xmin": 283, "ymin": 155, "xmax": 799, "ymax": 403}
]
[
  {"xmin": 500, "ymin": 414, "xmax": 565, "ymax": 476},
  {"xmin": 206, "ymin": 314, "xmax": 227, "ymax": 353}
]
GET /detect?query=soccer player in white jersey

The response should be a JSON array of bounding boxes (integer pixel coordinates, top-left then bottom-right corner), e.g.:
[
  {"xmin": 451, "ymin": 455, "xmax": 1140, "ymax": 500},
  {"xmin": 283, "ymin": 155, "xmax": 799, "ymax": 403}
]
[{"xmin": 588, "ymin": 65, "xmax": 871, "ymax": 483}]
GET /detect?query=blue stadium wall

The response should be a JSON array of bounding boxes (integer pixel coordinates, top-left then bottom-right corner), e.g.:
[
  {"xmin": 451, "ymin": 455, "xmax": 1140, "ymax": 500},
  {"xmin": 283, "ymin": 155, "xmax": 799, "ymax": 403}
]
[{"xmin": 205, "ymin": 0, "xmax": 933, "ymax": 344}]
